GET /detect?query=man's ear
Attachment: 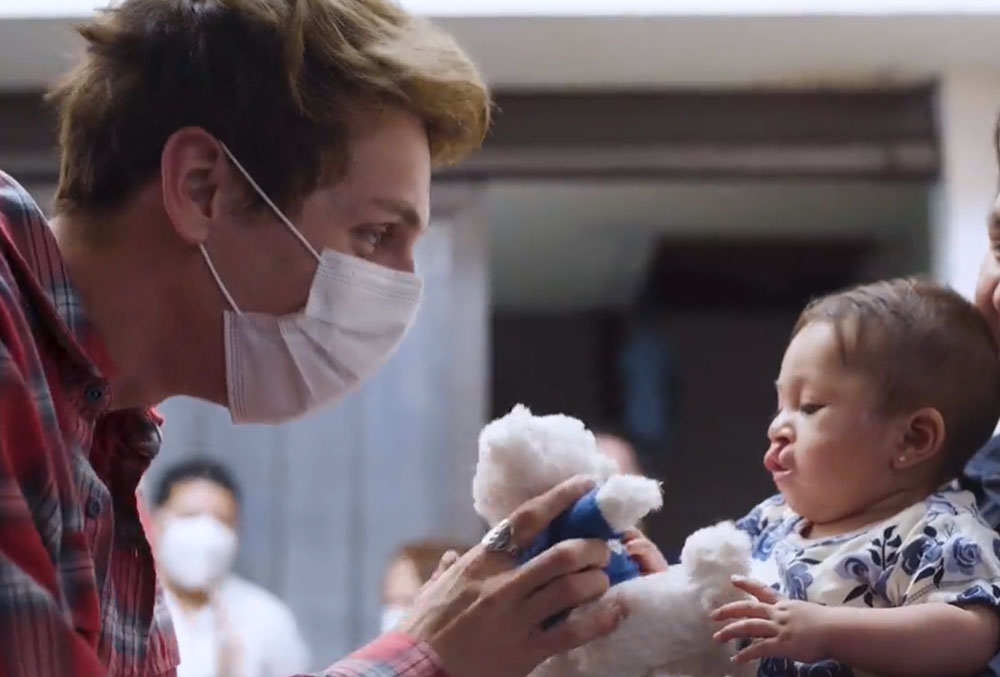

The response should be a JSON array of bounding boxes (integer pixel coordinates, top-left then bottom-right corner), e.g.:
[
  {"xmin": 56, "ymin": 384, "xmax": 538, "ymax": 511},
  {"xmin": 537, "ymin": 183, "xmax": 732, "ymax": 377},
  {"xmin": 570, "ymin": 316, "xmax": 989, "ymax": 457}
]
[
  {"xmin": 160, "ymin": 127, "xmax": 233, "ymax": 245},
  {"xmin": 891, "ymin": 407, "xmax": 946, "ymax": 471}
]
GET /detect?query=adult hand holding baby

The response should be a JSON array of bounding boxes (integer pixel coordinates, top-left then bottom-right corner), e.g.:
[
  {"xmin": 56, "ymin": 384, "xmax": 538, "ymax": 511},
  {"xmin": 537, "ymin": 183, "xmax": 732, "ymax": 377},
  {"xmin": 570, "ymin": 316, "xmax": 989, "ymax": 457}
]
[{"xmin": 400, "ymin": 476, "xmax": 628, "ymax": 677}]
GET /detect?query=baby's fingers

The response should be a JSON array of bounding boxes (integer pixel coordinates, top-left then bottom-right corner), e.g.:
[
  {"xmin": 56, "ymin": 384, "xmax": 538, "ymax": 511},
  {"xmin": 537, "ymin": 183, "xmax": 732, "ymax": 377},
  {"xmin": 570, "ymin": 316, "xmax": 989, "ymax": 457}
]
[
  {"xmin": 731, "ymin": 637, "xmax": 782, "ymax": 664},
  {"xmin": 731, "ymin": 575, "xmax": 781, "ymax": 604},
  {"xmin": 711, "ymin": 600, "xmax": 773, "ymax": 622},
  {"xmin": 713, "ymin": 618, "xmax": 778, "ymax": 644},
  {"xmin": 622, "ymin": 533, "xmax": 669, "ymax": 574}
]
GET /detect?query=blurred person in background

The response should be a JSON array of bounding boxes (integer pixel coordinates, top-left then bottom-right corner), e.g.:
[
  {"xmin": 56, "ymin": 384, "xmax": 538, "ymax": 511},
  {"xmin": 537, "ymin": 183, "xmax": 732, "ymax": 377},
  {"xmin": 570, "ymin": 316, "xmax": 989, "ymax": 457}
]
[
  {"xmin": 0, "ymin": 0, "xmax": 632, "ymax": 673},
  {"xmin": 152, "ymin": 458, "xmax": 310, "ymax": 677},
  {"xmin": 380, "ymin": 542, "xmax": 470, "ymax": 633},
  {"xmin": 592, "ymin": 424, "xmax": 669, "ymax": 568},
  {"xmin": 592, "ymin": 424, "xmax": 644, "ymax": 476}
]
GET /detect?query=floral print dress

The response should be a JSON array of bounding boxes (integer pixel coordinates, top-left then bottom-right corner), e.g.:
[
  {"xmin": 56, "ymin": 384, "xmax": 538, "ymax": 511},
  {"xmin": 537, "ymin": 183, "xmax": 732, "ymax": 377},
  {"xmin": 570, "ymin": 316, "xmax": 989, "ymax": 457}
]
[{"xmin": 735, "ymin": 489, "xmax": 1000, "ymax": 677}]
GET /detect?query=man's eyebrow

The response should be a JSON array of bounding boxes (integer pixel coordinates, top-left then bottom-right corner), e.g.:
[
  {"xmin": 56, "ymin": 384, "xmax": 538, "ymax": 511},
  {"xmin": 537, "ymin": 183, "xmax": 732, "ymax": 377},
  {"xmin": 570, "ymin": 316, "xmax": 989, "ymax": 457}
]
[{"xmin": 372, "ymin": 197, "xmax": 422, "ymax": 230}]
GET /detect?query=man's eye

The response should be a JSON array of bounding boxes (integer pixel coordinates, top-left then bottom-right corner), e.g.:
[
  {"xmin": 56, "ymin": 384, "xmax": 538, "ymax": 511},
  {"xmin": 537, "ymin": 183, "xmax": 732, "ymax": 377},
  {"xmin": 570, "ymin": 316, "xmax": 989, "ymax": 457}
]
[
  {"xmin": 800, "ymin": 403, "xmax": 824, "ymax": 415},
  {"xmin": 355, "ymin": 226, "xmax": 391, "ymax": 253}
]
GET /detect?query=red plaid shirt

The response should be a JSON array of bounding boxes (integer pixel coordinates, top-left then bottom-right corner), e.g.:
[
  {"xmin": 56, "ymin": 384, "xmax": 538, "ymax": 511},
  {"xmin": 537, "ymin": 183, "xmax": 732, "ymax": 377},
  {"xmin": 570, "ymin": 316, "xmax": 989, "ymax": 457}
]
[{"xmin": 0, "ymin": 170, "xmax": 448, "ymax": 677}]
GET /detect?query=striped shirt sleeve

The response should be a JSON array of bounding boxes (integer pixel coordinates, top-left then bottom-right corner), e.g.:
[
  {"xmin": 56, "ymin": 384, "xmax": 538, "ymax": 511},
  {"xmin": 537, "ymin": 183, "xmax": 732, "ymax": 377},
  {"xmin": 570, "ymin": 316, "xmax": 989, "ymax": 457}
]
[{"xmin": 306, "ymin": 633, "xmax": 449, "ymax": 677}]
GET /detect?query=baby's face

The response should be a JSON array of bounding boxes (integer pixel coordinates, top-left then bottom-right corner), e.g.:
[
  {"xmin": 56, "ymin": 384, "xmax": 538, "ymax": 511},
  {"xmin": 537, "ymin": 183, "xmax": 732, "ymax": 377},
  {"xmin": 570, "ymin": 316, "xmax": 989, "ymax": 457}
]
[{"xmin": 765, "ymin": 321, "xmax": 901, "ymax": 525}]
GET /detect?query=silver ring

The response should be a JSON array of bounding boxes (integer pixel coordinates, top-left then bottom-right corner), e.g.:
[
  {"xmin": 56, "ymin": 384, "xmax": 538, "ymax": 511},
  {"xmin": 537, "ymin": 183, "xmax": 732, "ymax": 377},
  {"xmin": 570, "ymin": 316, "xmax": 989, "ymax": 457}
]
[{"xmin": 481, "ymin": 518, "xmax": 520, "ymax": 558}]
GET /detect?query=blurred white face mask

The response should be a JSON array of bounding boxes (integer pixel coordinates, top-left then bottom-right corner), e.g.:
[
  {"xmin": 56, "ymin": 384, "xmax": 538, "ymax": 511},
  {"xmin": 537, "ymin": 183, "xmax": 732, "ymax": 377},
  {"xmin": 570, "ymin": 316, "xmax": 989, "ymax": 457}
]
[
  {"xmin": 158, "ymin": 514, "xmax": 238, "ymax": 592},
  {"xmin": 199, "ymin": 144, "xmax": 423, "ymax": 424},
  {"xmin": 379, "ymin": 605, "xmax": 409, "ymax": 633}
]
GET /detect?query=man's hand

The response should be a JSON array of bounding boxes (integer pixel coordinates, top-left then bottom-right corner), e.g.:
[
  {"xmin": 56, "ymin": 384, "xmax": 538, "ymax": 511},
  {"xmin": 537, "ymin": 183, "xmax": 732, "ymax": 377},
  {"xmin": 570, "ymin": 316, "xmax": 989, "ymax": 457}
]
[
  {"xmin": 401, "ymin": 476, "xmax": 628, "ymax": 677},
  {"xmin": 621, "ymin": 529, "xmax": 669, "ymax": 574},
  {"xmin": 712, "ymin": 576, "xmax": 832, "ymax": 665}
]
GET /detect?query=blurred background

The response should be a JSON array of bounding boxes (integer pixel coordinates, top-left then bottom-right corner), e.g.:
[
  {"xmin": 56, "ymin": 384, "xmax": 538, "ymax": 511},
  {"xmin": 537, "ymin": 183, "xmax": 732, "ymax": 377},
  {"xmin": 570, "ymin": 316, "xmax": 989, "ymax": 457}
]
[{"xmin": 1, "ymin": 0, "xmax": 999, "ymax": 666}]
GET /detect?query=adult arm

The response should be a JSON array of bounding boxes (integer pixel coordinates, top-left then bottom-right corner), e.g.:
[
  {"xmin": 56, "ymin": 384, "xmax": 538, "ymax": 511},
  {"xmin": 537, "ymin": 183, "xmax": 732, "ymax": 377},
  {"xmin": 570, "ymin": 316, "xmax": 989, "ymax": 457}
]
[{"xmin": 299, "ymin": 477, "xmax": 627, "ymax": 677}]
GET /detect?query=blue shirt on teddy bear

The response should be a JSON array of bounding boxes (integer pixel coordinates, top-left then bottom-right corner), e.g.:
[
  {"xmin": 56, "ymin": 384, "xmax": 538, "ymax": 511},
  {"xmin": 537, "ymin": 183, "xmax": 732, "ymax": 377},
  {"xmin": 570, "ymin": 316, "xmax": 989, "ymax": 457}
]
[{"xmin": 516, "ymin": 488, "xmax": 641, "ymax": 586}]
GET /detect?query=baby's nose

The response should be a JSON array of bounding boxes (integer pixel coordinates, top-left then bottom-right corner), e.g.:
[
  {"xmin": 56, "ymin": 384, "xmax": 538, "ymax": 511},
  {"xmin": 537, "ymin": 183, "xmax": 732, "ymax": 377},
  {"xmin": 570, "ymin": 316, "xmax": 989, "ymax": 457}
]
[{"xmin": 767, "ymin": 411, "xmax": 793, "ymax": 445}]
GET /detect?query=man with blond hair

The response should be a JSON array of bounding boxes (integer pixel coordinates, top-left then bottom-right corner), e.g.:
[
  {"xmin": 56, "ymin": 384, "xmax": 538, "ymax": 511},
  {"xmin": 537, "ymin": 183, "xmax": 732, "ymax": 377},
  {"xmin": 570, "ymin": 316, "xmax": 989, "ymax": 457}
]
[{"xmin": 0, "ymin": 1, "xmax": 626, "ymax": 675}]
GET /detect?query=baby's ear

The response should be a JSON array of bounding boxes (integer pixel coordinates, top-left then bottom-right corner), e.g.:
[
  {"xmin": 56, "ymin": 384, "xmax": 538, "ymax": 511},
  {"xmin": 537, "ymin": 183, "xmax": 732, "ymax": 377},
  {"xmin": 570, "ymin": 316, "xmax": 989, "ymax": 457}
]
[{"xmin": 891, "ymin": 407, "xmax": 946, "ymax": 472}]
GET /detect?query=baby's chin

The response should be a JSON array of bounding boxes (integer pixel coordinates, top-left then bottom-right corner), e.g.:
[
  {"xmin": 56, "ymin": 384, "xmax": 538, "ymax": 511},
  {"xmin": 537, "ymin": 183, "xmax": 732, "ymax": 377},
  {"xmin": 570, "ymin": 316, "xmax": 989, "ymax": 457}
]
[
  {"xmin": 782, "ymin": 492, "xmax": 873, "ymax": 536},
  {"xmin": 779, "ymin": 490, "xmax": 825, "ymax": 523}
]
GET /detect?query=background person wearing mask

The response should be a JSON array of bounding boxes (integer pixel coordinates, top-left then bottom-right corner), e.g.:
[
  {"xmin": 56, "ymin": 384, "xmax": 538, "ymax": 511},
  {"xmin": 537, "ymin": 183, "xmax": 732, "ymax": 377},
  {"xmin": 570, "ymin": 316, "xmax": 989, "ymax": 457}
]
[
  {"xmin": 380, "ymin": 542, "xmax": 470, "ymax": 633},
  {"xmin": 152, "ymin": 459, "xmax": 310, "ymax": 677}
]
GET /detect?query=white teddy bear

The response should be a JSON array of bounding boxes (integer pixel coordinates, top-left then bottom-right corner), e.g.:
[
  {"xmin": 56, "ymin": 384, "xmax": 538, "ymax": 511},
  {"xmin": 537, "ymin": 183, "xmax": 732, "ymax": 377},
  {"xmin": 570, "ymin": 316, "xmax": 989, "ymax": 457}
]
[{"xmin": 473, "ymin": 404, "xmax": 756, "ymax": 677}]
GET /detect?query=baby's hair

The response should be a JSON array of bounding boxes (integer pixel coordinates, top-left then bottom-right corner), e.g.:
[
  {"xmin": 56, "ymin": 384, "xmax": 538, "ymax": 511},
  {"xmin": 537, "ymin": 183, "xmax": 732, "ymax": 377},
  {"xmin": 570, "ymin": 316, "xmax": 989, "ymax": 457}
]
[{"xmin": 794, "ymin": 277, "xmax": 1000, "ymax": 479}]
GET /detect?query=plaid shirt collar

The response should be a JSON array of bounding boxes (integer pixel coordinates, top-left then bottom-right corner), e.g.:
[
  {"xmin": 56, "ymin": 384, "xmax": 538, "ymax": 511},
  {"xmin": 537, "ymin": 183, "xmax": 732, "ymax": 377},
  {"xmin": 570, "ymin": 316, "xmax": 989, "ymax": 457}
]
[{"xmin": 0, "ymin": 176, "xmax": 119, "ymax": 392}]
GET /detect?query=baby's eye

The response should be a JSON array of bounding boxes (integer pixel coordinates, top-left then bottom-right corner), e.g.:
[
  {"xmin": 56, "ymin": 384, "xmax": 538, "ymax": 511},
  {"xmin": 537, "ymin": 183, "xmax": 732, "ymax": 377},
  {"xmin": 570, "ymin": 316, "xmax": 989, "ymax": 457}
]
[{"xmin": 800, "ymin": 403, "xmax": 825, "ymax": 415}]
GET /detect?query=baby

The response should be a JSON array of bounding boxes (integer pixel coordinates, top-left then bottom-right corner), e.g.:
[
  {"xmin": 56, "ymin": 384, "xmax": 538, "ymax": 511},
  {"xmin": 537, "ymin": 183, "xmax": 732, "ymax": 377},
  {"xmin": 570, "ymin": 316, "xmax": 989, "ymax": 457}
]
[{"xmin": 710, "ymin": 278, "xmax": 1000, "ymax": 676}]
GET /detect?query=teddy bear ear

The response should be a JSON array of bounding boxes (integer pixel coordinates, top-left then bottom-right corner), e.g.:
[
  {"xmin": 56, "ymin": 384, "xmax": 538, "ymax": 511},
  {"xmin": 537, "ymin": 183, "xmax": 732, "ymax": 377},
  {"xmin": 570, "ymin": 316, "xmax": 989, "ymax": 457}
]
[
  {"xmin": 597, "ymin": 475, "xmax": 663, "ymax": 531},
  {"xmin": 680, "ymin": 521, "xmax": 751, "ymax": 578},
  {"xmin": 510, "ymin": 403, "xmax": 532, "ymax": 416}
]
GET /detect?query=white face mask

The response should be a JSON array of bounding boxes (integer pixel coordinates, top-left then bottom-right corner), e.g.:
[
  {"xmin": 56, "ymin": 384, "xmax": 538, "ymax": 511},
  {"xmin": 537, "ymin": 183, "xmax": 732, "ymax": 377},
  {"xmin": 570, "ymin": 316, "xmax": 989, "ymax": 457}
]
[
  {"xmin": 200, "ymin": 145, "xmax": 424, "ymax": 424},
  {"xmin": 158, "ymin": 514, "xmax": 238, "ymax": 592},
  {"xmin": 379, "ymin": 605, "xmax": 409, "ymax": 633}
]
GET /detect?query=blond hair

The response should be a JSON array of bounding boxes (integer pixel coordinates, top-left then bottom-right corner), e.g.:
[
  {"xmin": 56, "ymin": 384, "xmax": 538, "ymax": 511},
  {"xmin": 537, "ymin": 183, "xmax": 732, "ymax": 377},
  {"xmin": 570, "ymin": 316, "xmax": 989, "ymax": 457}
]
[{"xmin": 49, "ymin": 0, "xmax": 490, "ymax": 215}]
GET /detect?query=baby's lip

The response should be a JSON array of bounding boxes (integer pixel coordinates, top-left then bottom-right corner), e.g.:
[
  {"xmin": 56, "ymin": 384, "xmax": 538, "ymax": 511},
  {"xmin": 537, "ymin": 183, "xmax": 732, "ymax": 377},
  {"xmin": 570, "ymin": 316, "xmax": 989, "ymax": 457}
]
[{"xmin": 763, "ymin": 447, "xmax": 788, "ymax": 474}]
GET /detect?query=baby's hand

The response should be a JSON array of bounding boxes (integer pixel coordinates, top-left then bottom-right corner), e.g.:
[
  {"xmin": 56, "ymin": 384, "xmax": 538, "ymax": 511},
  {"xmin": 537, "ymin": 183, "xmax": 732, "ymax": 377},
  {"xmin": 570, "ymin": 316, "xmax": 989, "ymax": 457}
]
[
  {"xmin": 621, "ymin": 528, "xmax": 669, "ymax": 574},
  {"xmin": 711, "ymin": 576, "xmax": 832, "ymax": 665}
]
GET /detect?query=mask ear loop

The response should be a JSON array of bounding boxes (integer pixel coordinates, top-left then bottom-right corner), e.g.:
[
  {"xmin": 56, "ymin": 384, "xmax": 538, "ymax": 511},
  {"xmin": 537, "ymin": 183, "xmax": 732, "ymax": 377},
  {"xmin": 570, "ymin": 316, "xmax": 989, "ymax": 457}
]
[
  {"xmin": 219, "ymin": 142, "xmax": 322, "ymax": 264},
  {"xmin": 199, "ymin": 245, "xmax": 242, "ymax": 314}
]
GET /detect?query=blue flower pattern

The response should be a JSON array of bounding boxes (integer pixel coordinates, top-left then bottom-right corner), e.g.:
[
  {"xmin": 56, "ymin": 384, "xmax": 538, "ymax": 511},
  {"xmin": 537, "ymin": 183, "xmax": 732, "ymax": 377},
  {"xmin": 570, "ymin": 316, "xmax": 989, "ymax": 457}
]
[
  {"xmin": 759, "ymin": 658, "xmax": 797, "ymax": 676},
  {"xmin": 899, "ymin": 533, "xmax": 943, "ymax": 576},
  {"xmin": 782, "ymin": 559, "xmax": 815, "ymax": 601},
  {"xmin": 760, "ymin": 658, "xmax": 855, "ymax": 676},
  {"xmin": 739, "ymin": 495, "xmax": 796, "ymax": 561},
  {"xmin": 947, "ymin": 538, "xmax": 983, "ymax": 576},
  {"xmin": 735, "ymin": 491, "xmax": 1000, "ymax": 677},
  {"xmin": 926, "ymin": 493, "xmax": 960, "ymax": 517}
]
